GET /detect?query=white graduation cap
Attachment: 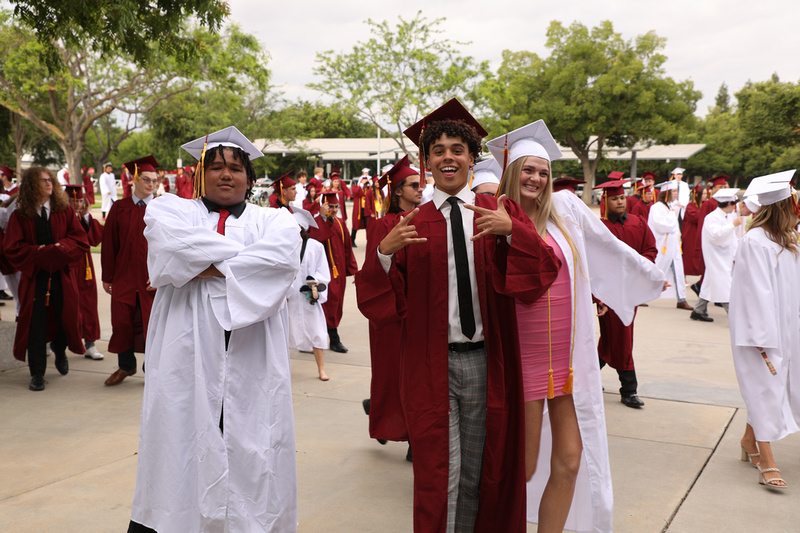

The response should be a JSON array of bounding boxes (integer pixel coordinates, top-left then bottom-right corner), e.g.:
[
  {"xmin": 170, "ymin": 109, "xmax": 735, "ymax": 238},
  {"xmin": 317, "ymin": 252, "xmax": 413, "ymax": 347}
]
[
  {"xmin": 471, "ymin": 158, "xmax": 502, "ymax": 190},
  {"xmin": 743, "ymin": 169, "xmax": 796, "ymax": 206},
  {"xmin": 711, "ymin": 187, "xmax": 740, "ymax": 202},
  {"xmin": 671, "ymin": 167, "xmax": 685, "ymax": 175},
  {"xmin": 292, "ymin": 207, "xmax": 318, "ymax": 230},
  {"xmin": 381, "ymin": 164, "xmax": 393, "ymax": 174},
  {"xmin": 657, "ymin": 180, "xmax": 678, "ymax": 191},
  {"xmin": 181, "ymin": 126, "xmax": 263, "ymax": 161},
  {"xmin": 361, "ymin": 167, "xmax": 371, "ymax": 173},
  {"xmin": 743, "ymin": 196, "xmax": 760, "ymax": 214},
  {"xmin": 486, "ymin": 120, "xmax": 563, "ymax": 168}
]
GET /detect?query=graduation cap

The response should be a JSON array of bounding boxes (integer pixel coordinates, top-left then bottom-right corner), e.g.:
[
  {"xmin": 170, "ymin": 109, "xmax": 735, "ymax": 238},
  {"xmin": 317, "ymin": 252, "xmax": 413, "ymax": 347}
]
[
  {"xmin": 743, "ymin": 195, "xmax": 761, "ymax": 214},
  {"xmin": 709, "ymin": 174, "xmax": 730, "ymax": 187},
  {"xmin": 657, "ymin": 180, "xmax": 678, "ymax": 191},
  {"xmin": 552, "ymin": 177, "xmax": 585, "ymax": 193},
  {"xmin": 743, "ymin": 170, "xmax": 795, "ymax": 206},
  {"xmin": 64, "ymin": 184, "xmax": 84, "ymax": 200},
  {"xmin": 330, "ymin": 168, "xmax": 341, "ymax": 177},
  {"xmin": 182, "ymin": 126, "xmax": 263, "ymax": 199},
  {"xmin": 607, "ymin": 171, "xmax": 625, "ymax": 180},
  {"xmin": 0, "ymin": 165, "xmax": 14, "ymax": 179},
  {"xmin": 292, "ymin": 207, "xmax": 318, "ymax": 230},
  {"xmin": 640, "ymin": 171, "xmax": 658, "ymax": 180},
  {"xmin": 377, "ymin": 155, "xmax": 419, "ymax": 192},
  {"xmin": 403, "ymin": 98, "xmax": 488, "ymax": 149},
  {"xmin": 594, "ymin": 179, "xmax": 628, "ymax": 219},
  {"xmin": 486, "ymin": 120, "xmax": 563, "ymax": 179},
  {"xmin": 670, "ymin": 167, "xmax": 686, "ymax": 175},
  {"xmin": 322, "ymin": 191, "xmax": 339, "ymax": 205},
  {"xmin": 711, "ymin": 187, "xmax": 740, "ymax": 203},
  {"xmin": 272, "ymin": 170, "xmax": 296, "ymax": 193},
  {"xmin": 103, "ymin": 162, "xmax": 113, "ymax": 168},
  {"xmin": 470, "ymin": 158, "xmax": 502, "ymax": 191},
  {"xmin": 123, "ymin": 155, "xmax": 160, "ymax": 181}
]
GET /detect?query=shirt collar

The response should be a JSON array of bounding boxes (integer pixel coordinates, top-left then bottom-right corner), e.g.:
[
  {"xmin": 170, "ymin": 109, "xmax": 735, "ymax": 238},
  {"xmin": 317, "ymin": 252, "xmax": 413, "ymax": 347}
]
[
  {"xmin": 201, "ymin": 197, "xmax": 247, "ymax": 218},
  {"xmin": 607, "ymin": 211, "xmax": 628, "ymax": 224},
  {"xmin": 132, "ymin": 192, "xmax": 153, "ymax": 205},
  {"xmin": 432, "ymin": 183, "xmax": 474, "ymax": 210},
  {"xmin": 39, "ymin": 199, "xmax": 51, "ymax": 212}
]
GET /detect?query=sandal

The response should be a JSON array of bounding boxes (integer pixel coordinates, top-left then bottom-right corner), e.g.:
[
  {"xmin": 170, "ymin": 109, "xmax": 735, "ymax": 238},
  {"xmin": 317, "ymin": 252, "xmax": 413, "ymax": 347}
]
[
  {"xmin": 740, "ymin": 445, "xmax": 760, "ymax": 468},
  {"xmin": 758, "ymin": 466, "xmax": 788, "ymax": 489}
]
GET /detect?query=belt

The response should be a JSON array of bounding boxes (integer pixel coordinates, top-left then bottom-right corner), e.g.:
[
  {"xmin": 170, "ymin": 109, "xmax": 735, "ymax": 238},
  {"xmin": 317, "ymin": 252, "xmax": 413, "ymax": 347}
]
[{"xmin": 448, "ymin": 341, "xmax": 485, "ymax": 353}]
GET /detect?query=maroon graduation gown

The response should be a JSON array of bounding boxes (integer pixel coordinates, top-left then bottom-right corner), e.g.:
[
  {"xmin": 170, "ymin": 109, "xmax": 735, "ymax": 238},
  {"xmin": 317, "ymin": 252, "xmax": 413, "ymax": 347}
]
[
  {"xmin": 76, "ymin": 214, "xmax": 103, "ymax": 341},
  {"xmin": 175, "ymin": 174, "xmax": 194, "ymax": 199},
  {"xmin": 302, "ymin": 196, "xmax": 320, "ymax": 216},
  {"xmin": 596, "ymin": 213, "xmax": 657, "ymax": 371},
  {"xmin": 356, "ymin": 195, "xmax": 559, "ymax": 533},
  {"xmin": 351, "ymin": 186, "xmax": 366, "ymax": 231},
  {"xmin": 694, "ymin": 198, "xmax": 718, "ymax": 275},
  {"xmin": 101, "ymin": 197, "xmax": 154, "ymax": 353},
  {"xmin": 309, "ymin": 214, "xmax": 358, "ymax": 329},
  {"xmin": 4, "ymin": 207, "xmax": 90, "ymax": 361},
  {"xmin": 681, "ymin": 202, "xmax": 703, "ymax": 275},
  {"xmin": 121, "ymin": 171, "xmax": 133, "ymax": 199},
  {"xmin": 355, "ymin": 213, "xmax": 408, "ymax": 441},
  {"xmin": 83, "ymin": 174, "xmax": 96, "ymax": 205},
  {"xmin": 626, "ymin": 194, "xmax": 651, "ymax": 219}
]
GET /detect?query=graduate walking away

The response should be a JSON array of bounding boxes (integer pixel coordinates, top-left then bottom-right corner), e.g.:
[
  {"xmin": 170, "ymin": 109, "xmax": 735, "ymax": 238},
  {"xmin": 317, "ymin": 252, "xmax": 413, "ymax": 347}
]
[
  {"xmin": 359, "ymin": 99, "xmax": 560, "ymax": 532},
  {"xmin": 3, "ymin": 167, "xmax": 90, "ymax": 391},
  {"xmin": 730, "ymin": 170, "xmax": 800, "ymax": 490},
  {"xmin": 128, "ymin": 126, "xmax": 302, "ymax": 532},
  {"xmin": 101, "ymin": 156, "xmax": 159, "ymax": 386}
]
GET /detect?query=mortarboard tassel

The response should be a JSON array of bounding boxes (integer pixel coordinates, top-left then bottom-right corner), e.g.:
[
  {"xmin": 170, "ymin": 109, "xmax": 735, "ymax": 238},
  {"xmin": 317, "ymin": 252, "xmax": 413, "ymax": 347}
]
[
  {"xmin": 546, "ymin": 289, "xmax": 554, "ymax": 400},
  {"xmin": 603, "ymin": 193, "xmax": 608, "ymax": 220},
  {"xmin": 193, "ymin": 135, "xmax": 209, "ymax": 199},
  {"xmin": 134, "ymin": 163, "xmax": 138, "ymax": 182},
  {"xmin": 662, "ymin": 233, "xmax": 669, "ymax": 255},
  {"xmin": 502, "ymin": 133, "xmax": 509, "ymax": 177},
  {"xmin": 85, "ymin": 253, "xmax": 92, "ymax": 281},
  {"xmin": 468, "ymin": 166, "xmax": 474, "ymax": 190},
  {"xmin": 760, "ymin": 349, "xmax": 777, "ymax": 376},
  {"xmin": 45, "ymin": 273, "xmax": 52, "ymax": 307},
  {"xmin": 327, "ymin": 240, "xmax": 339, "ymax": 278}
]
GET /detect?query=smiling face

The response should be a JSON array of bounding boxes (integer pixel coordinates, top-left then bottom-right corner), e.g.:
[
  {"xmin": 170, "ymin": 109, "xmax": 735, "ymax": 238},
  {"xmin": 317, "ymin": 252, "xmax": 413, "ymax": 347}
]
[
  {"xmin": 427, "ymin": 134, "xmax": 475, "ymax": 196},
  {"xmin": 134, "ymin": 171, "xmax": 158, "ymax": 198},
  {"xmin": 518, "ymin": 155, "xmax": 551, "ymax": 206},
  {"xmin": 203, "ymin": 148, "xmax": 249, "ymax": 206},
  {"xmin": 395, "ymin": 174, "xmax": 422, "ymax": 210}
]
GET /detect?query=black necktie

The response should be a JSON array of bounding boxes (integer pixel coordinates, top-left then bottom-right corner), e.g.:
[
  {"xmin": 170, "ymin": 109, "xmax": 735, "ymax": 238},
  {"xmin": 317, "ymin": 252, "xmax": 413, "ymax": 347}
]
[
  {"xmin": 446, "ymin": 197, "xmax": 476, "ymax": 340},
  {"xmin": 138, "ymin": 200, "xmax": 145, "ymax": 207},
  {"xmin": 40, "ymin": 206, "xmax": 47, "ymax": 220}
]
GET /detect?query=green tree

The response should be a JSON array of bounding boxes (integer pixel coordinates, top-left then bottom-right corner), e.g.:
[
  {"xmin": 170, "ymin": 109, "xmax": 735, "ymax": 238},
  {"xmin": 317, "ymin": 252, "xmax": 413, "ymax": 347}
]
[
  {"xmin": 309, "ymin": 11, "xmax": 490, "ymax": 158},
  {"xmin": 736, "ymin": 78, "xmax": 800, "ymax": 148},
  {"xmin": 485, "ymin": 20, "xmax": 700, "ymax": 203},
  {"xmin": 8, "ymin": 0, "xmax": 228, "ymax": 72}
]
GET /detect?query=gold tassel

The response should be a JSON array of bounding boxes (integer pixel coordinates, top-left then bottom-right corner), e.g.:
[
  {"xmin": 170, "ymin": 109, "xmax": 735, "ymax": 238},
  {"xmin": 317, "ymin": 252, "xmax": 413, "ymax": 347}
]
[
  {"xmin": 45, "ymin": 274, "xmax": 51, "ymax": 307},
  {"xmin": 562, "ymin": 367, "xmax": 573, "ymax": 394},
  {"xmin": 547, "ymin": 368, "xmax": 555, "ymax": 400},
  {"xmin": 661, "ymin": 233, "xmax": 669, "ymax": 255},
  {"xmin": 193, "ymin": 135, "xmax": 209, "ymax": 199},
  {"xmin": 468, "ymin": 166, "xmax": 474, "ymax": 189},
  {"xmin": 546, "ymin": 289, "xmax": 554, "ymax": 399},
  {"xmin": 85, "ymin": 253, "xmax": 92, "ymax": 281},
  {"xmin": 326, "ymin": 239, "xmax": 339, "ymax": 279}
]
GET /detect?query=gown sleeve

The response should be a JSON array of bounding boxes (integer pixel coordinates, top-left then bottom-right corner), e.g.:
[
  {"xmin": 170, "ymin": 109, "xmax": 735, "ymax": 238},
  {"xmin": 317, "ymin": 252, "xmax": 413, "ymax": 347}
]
[
  {"xmin": 730, "ymin": 237, "xmax": 780, "ymax": 350},
  {"xmin": 648, "ymin": 203, "xmax": 678, "ymax": 234}
]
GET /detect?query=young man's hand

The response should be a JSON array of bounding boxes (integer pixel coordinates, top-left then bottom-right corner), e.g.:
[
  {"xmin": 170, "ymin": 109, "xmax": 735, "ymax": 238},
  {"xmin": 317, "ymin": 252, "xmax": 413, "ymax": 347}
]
[
  {"xmin": 466, "ymin": 195, "xmax": 512, "ymax": 241},
  {"xmin": 378, "ymin": 208, "xmax": 426, "ymax": 255}
]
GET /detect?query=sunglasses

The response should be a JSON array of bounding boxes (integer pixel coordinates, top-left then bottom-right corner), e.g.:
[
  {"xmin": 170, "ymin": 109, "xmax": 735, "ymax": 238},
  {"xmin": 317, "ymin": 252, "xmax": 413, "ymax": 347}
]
[{"xmin": 404, "ymin": 182, "xmax": 421, "ymax": 190}]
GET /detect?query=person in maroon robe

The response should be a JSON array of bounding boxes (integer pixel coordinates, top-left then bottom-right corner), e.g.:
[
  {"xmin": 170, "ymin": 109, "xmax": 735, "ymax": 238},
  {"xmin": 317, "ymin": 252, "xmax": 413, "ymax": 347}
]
[
  {"xmin": 356, "ymin": 156, "xmax": 422, "ymax": 457},
  {"xmin": 101, "ymin": 155, "xmax": 158, "ymax": 386},
  {"xmin": 350, "ymin": 175, "xmax": 369, "ymax": 246},
  {"xmin": 552, "ymin": 177, "xmax": 584, "ymax": 194},
  {"xmin": 309, "ymin": 191, "xmax": 358, "ymax": 353},
  {"xmin": 692, "ymin": 174, "xmax": 729, "ymax": 293},
  {"xmin": 593, "ymin": 180, "xmax": 657, "ymax": 408},
  {"xmin": 120, "ymin": 167, "xmax": 134, "ymax": 199},
  {"xmin": 328, "ymin": 171, "xmax": 351, "ymax": 228},
  {"xmin": 598, "ymin": 170, "xmax": 625, "ymax": 218},
  {"xmin": 303, "ymin": 180, "xmax": 321, "ymax": 216},
  {"xmin": 681, "ymin": 184, "xmax": 707, "ymax": 276},
  {"xmin": 65, "ymin": 185, "xmax": 105, "ymax": 360},
  {"xmin": 82, "ymin": 168, "xmax": 96, "ymax": 205},
  {"xmin": 0, "ymin": 164, "xmax": 18, "ymax": 197},
  {"xmin": 4, "ymin": 166, "xmax": 90, "ymax": 391},
  {"xmin": 267, "ymin": 171, "xmax": 296, "ymax": 211},
  {"xmin": 174, "ymin": 165, "xmax": 194, "ymax": 199},
  {"xmin": 357, "ymin": 99, "xmax": 559, "ymax": 532}
]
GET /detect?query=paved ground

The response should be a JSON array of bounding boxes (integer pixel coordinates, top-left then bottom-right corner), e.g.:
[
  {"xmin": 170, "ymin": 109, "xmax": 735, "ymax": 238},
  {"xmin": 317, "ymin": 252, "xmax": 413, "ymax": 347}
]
[{"xmin": 1, "ymin": 205, "xmax": 798, "ymax": 532}]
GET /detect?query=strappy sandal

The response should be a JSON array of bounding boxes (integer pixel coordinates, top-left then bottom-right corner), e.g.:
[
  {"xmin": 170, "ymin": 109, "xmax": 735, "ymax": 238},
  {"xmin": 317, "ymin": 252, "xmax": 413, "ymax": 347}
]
[
  {"xmin": 740, "ymin": 445, "xmax": 760, "ymax": 468},
  {"xmin": 758, "ymin": 466, "xmax": 788, "ymax": 489}
]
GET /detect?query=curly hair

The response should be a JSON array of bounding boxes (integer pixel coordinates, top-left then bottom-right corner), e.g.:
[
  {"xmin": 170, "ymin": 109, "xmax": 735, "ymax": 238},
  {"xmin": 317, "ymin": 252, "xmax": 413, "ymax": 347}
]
[
  {"xmin": 419, "ymin": 120, "xmax": 483, "ymax": 162},
  {"xmin": 201, "ymin": 145, "xmax": 257, "ymax": 201},
  {"xmin": 16, "ymin": 166, "xmax": 69, "ymax": 219}
]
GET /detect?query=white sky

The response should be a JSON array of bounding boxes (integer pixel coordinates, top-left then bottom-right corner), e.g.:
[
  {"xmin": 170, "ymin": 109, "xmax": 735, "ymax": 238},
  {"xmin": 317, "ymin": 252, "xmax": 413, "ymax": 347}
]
[{"xmin": 227, "ymin": 0, "xmax": 799, "ymax": 117}]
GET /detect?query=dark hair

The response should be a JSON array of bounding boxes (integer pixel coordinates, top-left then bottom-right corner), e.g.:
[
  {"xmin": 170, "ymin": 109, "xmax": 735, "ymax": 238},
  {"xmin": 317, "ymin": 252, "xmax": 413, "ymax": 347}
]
[
  {"xmin": 419, "ymin": 120, "xmax": 482, "ymax": 162},
  {"xmin": 388, "ymin": 178, "xmax": 409, "ymax": 214},
  {"xmin": 717, "ymin": 200, "xmax": 735, "ymax": 208},
  {"xmin": 202, "ymin": 145, "xmax": 257, "ymax": 201}
]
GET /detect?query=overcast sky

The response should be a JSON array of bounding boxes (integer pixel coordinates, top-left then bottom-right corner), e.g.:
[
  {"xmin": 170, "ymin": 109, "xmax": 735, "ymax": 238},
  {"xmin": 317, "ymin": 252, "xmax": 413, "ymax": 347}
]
[{"xmin": 227, "ymin": 0, "xmax": 798, "ymax": 118}]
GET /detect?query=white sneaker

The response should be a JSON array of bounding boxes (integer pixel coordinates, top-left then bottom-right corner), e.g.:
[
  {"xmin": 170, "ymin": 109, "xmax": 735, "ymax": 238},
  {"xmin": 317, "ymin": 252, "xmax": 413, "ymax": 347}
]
[{"xmin": 84, "ymin": 345, "xmax": 105, "ymax": 360}]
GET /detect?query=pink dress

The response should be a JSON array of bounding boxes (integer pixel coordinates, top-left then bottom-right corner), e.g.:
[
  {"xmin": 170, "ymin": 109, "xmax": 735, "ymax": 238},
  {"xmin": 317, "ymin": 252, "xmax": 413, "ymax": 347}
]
[{"xmin": 517, "ymin": 233, "xmax": 572, "ymax": 401}]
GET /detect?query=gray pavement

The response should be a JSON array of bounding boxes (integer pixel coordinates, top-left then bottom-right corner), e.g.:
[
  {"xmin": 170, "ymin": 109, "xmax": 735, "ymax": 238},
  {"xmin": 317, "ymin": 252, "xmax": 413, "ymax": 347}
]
[{"xmin": 1, "ymin": 207, "xmax": 799, "ymax": 532}]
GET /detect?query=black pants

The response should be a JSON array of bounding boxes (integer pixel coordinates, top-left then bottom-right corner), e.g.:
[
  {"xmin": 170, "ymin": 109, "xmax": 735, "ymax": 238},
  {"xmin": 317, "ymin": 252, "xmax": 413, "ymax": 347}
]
[
  {"xmin": 28, "ymin": 272, "xmax": 66, "ymax": 377},
  {"xmin": 599, "ymin": 357, "xmax": 638, "ymax": 396},
  {"xmin": 127, "ymin": 521, "xmax": 156, "ymax": 532}
]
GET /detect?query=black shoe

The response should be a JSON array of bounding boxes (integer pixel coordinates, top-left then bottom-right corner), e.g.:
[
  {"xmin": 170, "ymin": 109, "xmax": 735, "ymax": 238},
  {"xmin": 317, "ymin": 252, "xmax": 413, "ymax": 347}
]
[
  {"xmin": 29, "ymin": 375, "xmax": 45, "ymax": 391},
  {"xmin": 714, "ymin": 302, "xmax": 724, "ymax": 307},
  {"xmin": 0, "ymin": 290, "xmax": 13, "ymax": 300},
  {"xmin": 621, "ymin": 394, "xmax": 644, "ymax": 408},
  {"xmin": 691, "ymin": 282, "xmax": 700, "ymax": 296},
  {"xmin": 362, "ymin": 399, "xmax": 371, "ymax": 416},
  {"xmin": 406, "ymin": 445, "xmax": 413, "ymax": 462},
  {"xmin": 690, "ymin": 311, "xmax": 714, "ymax": 322},
  {"xmin": 377, "ymin": 438, "xmax": 387, "ymax": 445},
  {"xmin": 54, "ymin": 352, "xmax": 69, "ymax": 375},
  {"xmin": 330, "ymin": 341, "xmax": 348, "ymax": 353},
  {"xmin": 352, "ymin": 242, "xmax": 358, "ymax": 248}
]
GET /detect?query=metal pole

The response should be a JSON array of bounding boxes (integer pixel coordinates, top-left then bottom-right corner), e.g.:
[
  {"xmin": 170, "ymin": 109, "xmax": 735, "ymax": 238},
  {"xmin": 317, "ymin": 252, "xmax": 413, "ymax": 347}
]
[
  {"xmin": 629, "ymin": 149, "xmax": 638, "ymax": 178},
  {"xmin": 377, "ymin": 127, "xmax": 381, "ymax": 175}
]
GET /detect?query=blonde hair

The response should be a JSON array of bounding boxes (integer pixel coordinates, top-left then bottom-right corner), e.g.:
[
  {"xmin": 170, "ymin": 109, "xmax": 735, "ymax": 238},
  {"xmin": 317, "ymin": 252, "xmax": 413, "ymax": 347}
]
[
  {"xmin": 748, "ymin": 196, "xmax": 800, "ymax": 255},
  {"xmin": 497, "ymin": 156, "xmax": 583, "ymax": 274}
]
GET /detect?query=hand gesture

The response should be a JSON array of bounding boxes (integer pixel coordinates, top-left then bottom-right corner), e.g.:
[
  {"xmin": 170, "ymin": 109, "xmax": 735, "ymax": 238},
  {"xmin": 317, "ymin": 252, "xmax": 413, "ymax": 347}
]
[
  {"xmin": 596, "ymin": 302, "xmax": 608, "ymax": 317},
  {"xmin": 465, "ymin": 194, "xmax": 513, "ymax": 241},
  {"xmin": 378, "ymin": 208, "xmax": 427, "ymax": 255}
]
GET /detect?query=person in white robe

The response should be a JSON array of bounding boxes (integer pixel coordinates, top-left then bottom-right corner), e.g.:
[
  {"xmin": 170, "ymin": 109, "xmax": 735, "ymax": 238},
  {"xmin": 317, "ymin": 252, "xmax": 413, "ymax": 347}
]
[
  {"xmin": 669, "ymin": 166, "xmax": 691, "ymax": 220},
  {"xmin": 730, "ymin": 170, "xmax": 800, "ymax": 490},
  {"xmin": 288, "ymin": 208, "xmax": 331, "ymax": 380},
  {"xmin": 98, "ymin": 162, "xmax": 117, "ymax": 218},
  {"xmin": 488, "ymin": 121, "xmax": 665, "ymax": 533},
  {"xmin": 691, "ymin": 188, "xmax": 745, "ymax": 321},
  {"xmin": 648, "ymin": 181, "xmax": 691, "ymax": 309},
  {"xmin": 129, "ymin": 127, "xmax": 302, "ymax": 532}
]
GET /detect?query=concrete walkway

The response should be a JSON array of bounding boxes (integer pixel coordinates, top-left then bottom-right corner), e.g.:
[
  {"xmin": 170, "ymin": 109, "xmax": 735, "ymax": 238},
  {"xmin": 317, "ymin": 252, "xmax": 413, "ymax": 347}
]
[{"xmin": 1, "ymin": 211, "xmax": 798, "ymax": 532}]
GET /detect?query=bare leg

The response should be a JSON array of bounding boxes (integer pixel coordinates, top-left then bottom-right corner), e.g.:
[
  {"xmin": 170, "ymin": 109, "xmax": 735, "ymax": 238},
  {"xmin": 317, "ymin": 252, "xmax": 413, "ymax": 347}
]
[
  {"xmin": 756, "ymin": 440, "xmax": 786, "ymax": 487},
  {"xmin": 740, "ymin": 423, "xmax": 760, "ymax": 467},
  {"xmin": 313, "ymin": 347, "xmax": 329, "ymax": 381},
  {"xmin": 538, "ymin": 394, "xmax": 583, "ymax": 533},
  {"xmin": 525, "ymin": 399, "xmax": 545, "ymax": 481}
]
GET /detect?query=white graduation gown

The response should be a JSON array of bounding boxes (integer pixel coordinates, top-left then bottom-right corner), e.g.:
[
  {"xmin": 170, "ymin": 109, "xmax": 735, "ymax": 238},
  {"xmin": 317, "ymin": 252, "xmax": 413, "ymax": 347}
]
[
  {"xmin": 287, "ymin": 237, "xmax": 330, "ymax": 351},
  {"xmin": 526, "ymin": 192, "xmax": 665, "ymax": 533},
  {"xmin": 729, "ymin": 227, "xmax": 800, "ymax": 442},
  {"xmin": 698, "ymin": 208, "xmax": 737, "ymax": 303},
  {"xmin": 99, "ymin": 171, "xmax": 117, "ymax": 213},
  {"xmin": 131, "ymin": 194, "xmax": 302, "ymax": 532},
  {"xmin": 648, "ymin": 201, "xmax": 686, "ymax": 300}
]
